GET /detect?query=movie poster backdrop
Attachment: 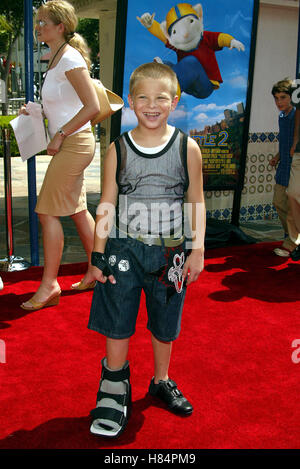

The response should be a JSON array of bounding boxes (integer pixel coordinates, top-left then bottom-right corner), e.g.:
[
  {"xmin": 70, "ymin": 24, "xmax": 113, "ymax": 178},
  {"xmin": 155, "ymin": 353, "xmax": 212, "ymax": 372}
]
[{"xmin": 119, "ymin": 0, "xmax": 258, "ymax": 190}]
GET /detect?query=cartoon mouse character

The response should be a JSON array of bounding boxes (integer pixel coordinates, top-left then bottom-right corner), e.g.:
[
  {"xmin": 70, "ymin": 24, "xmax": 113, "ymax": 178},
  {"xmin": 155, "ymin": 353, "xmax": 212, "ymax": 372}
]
[{"xmin": 137, "ymin": 3, "xmax": 245, "ymax": 99}]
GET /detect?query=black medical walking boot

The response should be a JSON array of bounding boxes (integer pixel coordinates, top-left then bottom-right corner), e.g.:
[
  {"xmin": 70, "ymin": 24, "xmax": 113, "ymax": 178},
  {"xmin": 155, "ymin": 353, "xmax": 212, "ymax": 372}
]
[{"xmin": 90, "ymin": 358, "xmax": 131, "ymax": 438}]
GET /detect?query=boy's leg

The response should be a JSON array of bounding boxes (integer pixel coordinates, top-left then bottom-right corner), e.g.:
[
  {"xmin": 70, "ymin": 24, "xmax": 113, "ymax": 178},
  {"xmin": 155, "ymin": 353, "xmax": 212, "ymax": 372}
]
[
  {"xmin": 88, "ymin": 237, "xmax": 143, "ymax": 437},
  {"xmin": 106, "ymin": 337, "xmax": 130, "ymax": 370},
  {"xmin": 287, "ymin": 153, "xmax": 300, "ymax": 260},
  {"xmin": 286, "ymin": 199, "xmax": 300, "ymax": 247},
  {"xmin": 90, "ymin": 337, "xmax": 131, "ymax": 438},
  {"xmin": 287, "ymin": 153, "xmax": 300, "ymax": 233},
  {"xmin": 149, "ymin": 332, "xmax": 193, "ymax": 415},
  {"xmin": 273, "ymin": 184, "xmax": 289, "ymax": 234},
  {"xmin": 288, "ymin": 196, "xmax": 300, "ymax": 261},
  {"xmin": 289, "ymin": 195, "xmax": 300, "ymax": 234},
  {"xmin": 273, "ymin": 184, "xmax": 296, "ymax": 253},
  {"xmin": 144, "ymin": 244, "xmax": 193, "ymax": 415},
  {"xmin": 151, "ymin": 333, "xmax": 172, "ymax": 383}
]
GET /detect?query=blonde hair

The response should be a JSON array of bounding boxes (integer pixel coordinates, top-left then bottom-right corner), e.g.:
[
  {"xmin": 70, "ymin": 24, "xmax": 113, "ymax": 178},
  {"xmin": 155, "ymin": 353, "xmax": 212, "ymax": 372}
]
[
  {"xmin": 37, "ymin": 0, "xmax": 91, "ymax": 70},
  {"xmin": 129, "ymin": 62, "xmax": 178, "ymax": 97}
]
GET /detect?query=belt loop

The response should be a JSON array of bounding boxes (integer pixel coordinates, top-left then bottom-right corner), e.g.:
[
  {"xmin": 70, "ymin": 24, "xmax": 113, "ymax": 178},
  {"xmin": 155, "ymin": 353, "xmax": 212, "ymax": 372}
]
[{"xmin": 160, "ymin": 235, "xmax": 165, "ymax": 248}]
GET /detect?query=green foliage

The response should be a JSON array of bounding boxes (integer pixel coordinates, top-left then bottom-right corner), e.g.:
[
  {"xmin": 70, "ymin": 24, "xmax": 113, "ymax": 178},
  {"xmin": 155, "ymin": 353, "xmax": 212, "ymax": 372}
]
[
  {"xmin": 0, "ymin": 0, "xmax": 42, "ymax": 78},
  {"xmin": 0, "ymin": 0, "xmax": 42, "ymax": 29},
  {"xmin": 0, "ymin": 0, "xmax": 41, "ymax": 47},
  {"xmin": 77, "ymin": 18, "xmax": 99, "ymax": 77},
  {"xmin": 0, "ymin": 1, "xmax": 24, "ymax": 38},
  {"xmin": 0, "ymin": 115, "xmax": 19, "ymax": 156},
  {"xmin": 0, "ymin": 14, "xmax": 12, "ymax": 53},
  {"xmin": 0, "ymin": 115, "xmax": 49, "ymax": 156},
  {"xmin": 0, "ymin": 116, "xmax": 15, "ymax": 125}
]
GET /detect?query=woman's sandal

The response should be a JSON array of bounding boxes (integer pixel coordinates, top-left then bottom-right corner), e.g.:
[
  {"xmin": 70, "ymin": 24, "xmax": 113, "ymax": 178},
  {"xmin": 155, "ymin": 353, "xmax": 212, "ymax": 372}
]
[
  {"xmin": 90, "ymin": 358, "xmax": 132, "ymax": 438},
  {"xmin": 20, "ymin": 291, "xmax": 61, "ymax": 311},
  {"xmin": 71, "ymin": 280, "xmax": 96, "ymax": 290}
]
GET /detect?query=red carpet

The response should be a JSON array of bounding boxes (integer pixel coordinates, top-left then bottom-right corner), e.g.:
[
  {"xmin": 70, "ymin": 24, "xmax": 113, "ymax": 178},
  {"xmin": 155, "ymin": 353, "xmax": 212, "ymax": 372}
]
[{"xmin": 0, "ymin": 241, "xmax": 300, "ymax": 449}]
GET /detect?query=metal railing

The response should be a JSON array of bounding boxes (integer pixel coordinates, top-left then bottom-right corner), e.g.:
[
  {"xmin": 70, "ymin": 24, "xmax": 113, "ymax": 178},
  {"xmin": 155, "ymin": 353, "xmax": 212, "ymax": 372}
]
[{"xmin": 0, "ymin": 128, "xmax": 30, "ymax": 272}]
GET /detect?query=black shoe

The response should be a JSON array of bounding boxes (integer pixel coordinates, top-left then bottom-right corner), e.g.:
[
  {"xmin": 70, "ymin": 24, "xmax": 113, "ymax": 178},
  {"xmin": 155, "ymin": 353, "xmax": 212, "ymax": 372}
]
[
  {"xmin": 148, "ymin": 378, "xmax": 193, "ymax": 415},
  {"xmin": 291, "ymin": 245, "xmax": 300, "ymax": 261}
]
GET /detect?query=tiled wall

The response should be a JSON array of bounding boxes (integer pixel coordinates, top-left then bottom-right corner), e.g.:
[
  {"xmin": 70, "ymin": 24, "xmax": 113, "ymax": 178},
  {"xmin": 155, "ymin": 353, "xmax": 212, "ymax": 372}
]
[{"xmin": 205, "ymin": 132, "xmax": 279, "ymax": 222}]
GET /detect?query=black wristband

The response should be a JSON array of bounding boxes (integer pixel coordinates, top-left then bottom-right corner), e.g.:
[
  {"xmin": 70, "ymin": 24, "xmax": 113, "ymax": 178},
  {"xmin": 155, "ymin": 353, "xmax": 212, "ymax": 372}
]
[{"xmin": 91, "ymin": 252, "xmax": 113, "ymax": 277}]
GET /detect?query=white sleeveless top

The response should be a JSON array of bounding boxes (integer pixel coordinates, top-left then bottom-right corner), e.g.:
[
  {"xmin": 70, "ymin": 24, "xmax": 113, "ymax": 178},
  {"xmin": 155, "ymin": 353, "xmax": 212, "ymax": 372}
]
[{"xmin": 42, "ymin": 46, "xmax": 91, "ymax": 138}]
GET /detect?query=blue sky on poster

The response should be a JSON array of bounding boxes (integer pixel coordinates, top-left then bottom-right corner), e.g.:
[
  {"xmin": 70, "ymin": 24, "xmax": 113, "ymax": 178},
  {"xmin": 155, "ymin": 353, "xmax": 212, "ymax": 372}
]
[{"xmin": 120, "ymin": 0, "xmax": 255, "ymax": 134}]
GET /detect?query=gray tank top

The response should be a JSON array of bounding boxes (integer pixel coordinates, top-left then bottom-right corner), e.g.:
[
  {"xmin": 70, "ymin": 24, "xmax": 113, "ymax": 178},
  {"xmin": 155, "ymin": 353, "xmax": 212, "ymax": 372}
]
[{"xmin": 115, "ymin": 128, "xmax": 189, "ymax": 237}]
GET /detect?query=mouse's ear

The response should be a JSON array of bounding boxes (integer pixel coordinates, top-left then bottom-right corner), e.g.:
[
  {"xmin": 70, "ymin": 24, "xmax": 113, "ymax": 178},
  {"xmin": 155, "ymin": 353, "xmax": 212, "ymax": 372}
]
[{"xmin": 193, "ymin": 3, "xmax": 203, "ymax": 19}]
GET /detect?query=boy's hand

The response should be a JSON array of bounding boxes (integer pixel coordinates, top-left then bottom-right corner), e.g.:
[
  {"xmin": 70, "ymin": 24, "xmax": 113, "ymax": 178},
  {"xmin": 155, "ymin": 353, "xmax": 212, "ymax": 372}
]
[
  {"xmin": 270, "ymin": 155, "xmax": 280, "ymax": 167},
  {"xmin": 182, "ymin": 249, "xmax": 204, "ymax": 286},
  {"xmin": 91, "ymin": 252, "xmax": 116, "ymax": 284},
  {"xmin": 90, "ymin": 265, "xmax": 116, "ymax": 284},
  {"xmin": 290, "ymin": 144, "xmax": 296, "ymax": 157}
]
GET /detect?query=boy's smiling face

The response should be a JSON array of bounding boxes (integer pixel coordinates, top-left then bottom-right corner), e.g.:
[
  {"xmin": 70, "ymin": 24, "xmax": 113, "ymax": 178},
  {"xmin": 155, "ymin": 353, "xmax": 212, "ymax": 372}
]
[{"xmin": 128, "ymin": 77, "xmax": 178, "ymax": 129}]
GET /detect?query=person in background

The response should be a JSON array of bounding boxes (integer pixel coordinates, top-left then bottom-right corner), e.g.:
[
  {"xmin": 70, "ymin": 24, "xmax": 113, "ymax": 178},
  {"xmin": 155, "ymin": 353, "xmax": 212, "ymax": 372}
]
[
  {"xmin": 287, "ymin": 98, "xmax": 300, "ymax": 261},
  {"xmin": 19, "ymin": 0, "xmax": 100, "ymax": 311},
  {"xmin": 269, "ymin": 78, "xmax": 300, "ymax": 257},
  {"xmin": 87, "ymin": 62, "xmax": 205, "ymax": 438}
]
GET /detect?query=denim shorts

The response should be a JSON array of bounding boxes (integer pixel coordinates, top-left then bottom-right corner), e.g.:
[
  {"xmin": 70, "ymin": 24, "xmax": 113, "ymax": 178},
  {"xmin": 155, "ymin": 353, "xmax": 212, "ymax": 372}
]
[{"xmin": 88, "ymin": 235, "xmax": 188, "ymax": 342}]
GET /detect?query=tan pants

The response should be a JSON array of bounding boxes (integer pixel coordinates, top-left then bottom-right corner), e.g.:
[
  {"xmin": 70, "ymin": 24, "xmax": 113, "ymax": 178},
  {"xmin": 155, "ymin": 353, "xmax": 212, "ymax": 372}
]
[
  {"xmin": 273, "ymin": 183, "xmax": 300, "ymax": 250},
  {"xmin": 287, "ymin": 153, "xmax": 300, "ymax": 235}
]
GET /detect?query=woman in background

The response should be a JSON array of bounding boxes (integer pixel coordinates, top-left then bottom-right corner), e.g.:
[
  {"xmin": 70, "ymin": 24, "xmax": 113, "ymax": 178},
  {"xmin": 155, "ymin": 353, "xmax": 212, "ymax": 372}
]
[{"xmin": 20, "ymin": 0, "xmax": 100, "ymax": 311}]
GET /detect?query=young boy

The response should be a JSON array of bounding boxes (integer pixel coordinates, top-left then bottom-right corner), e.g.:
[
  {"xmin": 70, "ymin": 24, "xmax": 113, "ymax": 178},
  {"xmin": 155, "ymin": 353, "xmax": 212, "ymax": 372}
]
[
  {"xmin": 87, "ymin": 62, "xmax": 205, "ymax": 438},
  {"xmin": 270, "ymin": 78, "xmax": 300, "ymax": 256}
]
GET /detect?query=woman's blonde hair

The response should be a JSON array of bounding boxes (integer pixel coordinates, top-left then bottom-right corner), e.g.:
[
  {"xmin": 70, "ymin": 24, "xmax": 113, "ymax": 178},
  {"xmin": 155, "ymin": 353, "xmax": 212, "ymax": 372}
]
[
  {"xmin": 37, "ymin": 0, "xmax": 91, "ymax": 70},
  {"xmin": 129, "ymin": 62, "xmax": 178, "ymax": 97}
]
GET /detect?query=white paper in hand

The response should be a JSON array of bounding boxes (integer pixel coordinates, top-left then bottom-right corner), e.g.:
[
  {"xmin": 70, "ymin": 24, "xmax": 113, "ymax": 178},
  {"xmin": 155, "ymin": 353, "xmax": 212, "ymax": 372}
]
[{"xmin": 10, "ymin": 101, "xmax": 49, "ymax": 161}]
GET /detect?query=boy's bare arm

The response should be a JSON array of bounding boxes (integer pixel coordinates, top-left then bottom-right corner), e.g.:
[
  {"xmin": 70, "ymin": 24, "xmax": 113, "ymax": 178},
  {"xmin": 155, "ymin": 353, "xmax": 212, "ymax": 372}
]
[
  {"xmin": 291, "ymin": 108, "xmax": 300, "ymax": 156},
  {"xmin": 270, "ymin": 152, "xmax": 280, "ymax": 167},
  {"xmin": 91, "ymin": 143, "xmax": 119, "ymax": 283},
  {"xmin": 183, "ymin": 138, "xmax": 206, "ymax": 285}
]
